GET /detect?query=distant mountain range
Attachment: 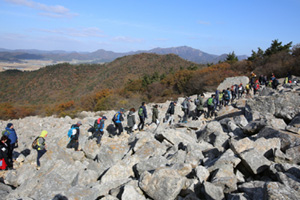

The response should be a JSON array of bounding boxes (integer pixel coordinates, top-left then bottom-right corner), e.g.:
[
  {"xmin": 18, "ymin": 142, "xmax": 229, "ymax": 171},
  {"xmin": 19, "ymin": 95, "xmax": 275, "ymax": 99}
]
[{"xmin": 0, "ymin": 46, "xmax": 248, "ymax": 64}]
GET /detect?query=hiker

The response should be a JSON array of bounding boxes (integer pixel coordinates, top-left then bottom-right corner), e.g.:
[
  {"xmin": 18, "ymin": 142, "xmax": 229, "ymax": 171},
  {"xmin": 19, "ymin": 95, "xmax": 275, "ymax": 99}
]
[
  {"xmin": 127, "ymin": 108, "xmax": 136, "ymax": 134},
  {"xmin": 253, "ymin": 80, "xmax": 260, "ymax": 95},
  {"xmin": 36, "ymin": 130, "xmax": 48, "ymax": 169},
  {"xmin": 195, "ymin": 94, "xmax": 205, "ymax": 119},
  {"xmin": 207, "ymin": 94, "xmax": 216, "ymax": 119},
  {"xmin": 272, "ymin": 78, "xmax": 279, "ymax": 90},
  {"xmin": 67, "ymin": 121, "xmax": 82, "ymax": 151},
  {"xmin": 238, "ymin": 83, "xmax": 244, "ymax": 99},
  {"xmin": 2, "ymin": 123, "xmax": 18, "ymax": 165},
  {"xmin": 245, "ymin": 83, "xmax": 251, "ymax": 98},
  {"xmin": 89, "ymin": 116, "xmax": 107, "ymax": 144},
  {"xmin": 250, "ymin": 72, "xmax": 256, "ymax": 89},
  {"xmin": 181, "ymin": 97, "xmax": 191, "ymax": 123},
  {"xmin": 215, "ymin": 90, "xmax": 220, "ymax": 109},
  {"xmin": 165, "ymin": 101, "xmax": 177, "ymax": 125},
  {"xmin": 138, "ymin": 102, "xmax": 148, "ymax": 131},
  {"xmin": 223, "ymin": 88, "xmax": 231, "ymax": 106},
  {"xmin": 231, "ymin": 85, "xmax": 237, "ymax": 102},
  {"xmin": 112, "ymin": 108, "xmax": 125, "ymax": 135},
  {"xmin": 0, "ymin": 135, "xmax": 10, "ymax": 170},
  {"xmin": 218, "ymin": 91, "xmax": 224, "ymax": 109},
  {"xmin": 151, "ymin": 105, "xmax": 159, "ymax": 125},
  {"xmin": 259, "ymin": 75, "xmax": 266, "ymax": 85}
]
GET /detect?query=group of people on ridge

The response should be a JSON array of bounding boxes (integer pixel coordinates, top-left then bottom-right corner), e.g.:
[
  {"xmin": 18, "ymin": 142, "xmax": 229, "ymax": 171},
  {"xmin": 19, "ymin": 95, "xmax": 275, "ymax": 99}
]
[{"xmin": 1, "ymin": 72, "xmax": 289, "ymax": 171}]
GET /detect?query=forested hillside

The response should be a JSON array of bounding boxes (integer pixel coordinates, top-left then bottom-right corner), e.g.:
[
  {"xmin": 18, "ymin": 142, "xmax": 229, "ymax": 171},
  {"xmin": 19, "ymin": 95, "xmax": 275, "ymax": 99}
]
[{"xmin": 0, "ymin": 40, "xmax": 299, "ymax": 119}]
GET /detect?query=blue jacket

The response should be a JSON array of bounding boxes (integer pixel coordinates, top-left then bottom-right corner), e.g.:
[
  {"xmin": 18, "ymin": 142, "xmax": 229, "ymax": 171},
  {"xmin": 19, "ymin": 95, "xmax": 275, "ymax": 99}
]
[
  {"xmin": 139, "ymin": 106, "xmax": 148, "ymax": 118},
  {"xmin": 114, "ymin": 112, "xmax": 124, "ymax": 123},
  {"xmin": 4, "ymin": 128, "xmax": 18, "ymax": 144},
  {"xmin": 96, "ymin": 119, "xmax": 105, "ymax": 131}
]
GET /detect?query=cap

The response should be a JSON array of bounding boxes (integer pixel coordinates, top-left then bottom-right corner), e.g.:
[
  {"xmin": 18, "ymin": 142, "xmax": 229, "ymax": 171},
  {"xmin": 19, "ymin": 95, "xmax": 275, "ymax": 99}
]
[
  {"xmin": 120, "ymin": 108, "xmax": 125, "ymax": 113},
  {"xmin": 77, "ymin": 121, "xmax": 82, "ymax": 125},
  {"xmin": 102, "ymin": 116, "xmax": 107, "ymax": 120},
  {"xmin": 6, "ymin": 123, "xmax": 13, "ymax": 128}
]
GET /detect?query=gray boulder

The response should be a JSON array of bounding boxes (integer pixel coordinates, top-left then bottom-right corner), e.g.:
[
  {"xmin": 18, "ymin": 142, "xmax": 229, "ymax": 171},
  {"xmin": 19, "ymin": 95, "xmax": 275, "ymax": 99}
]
[
  {"xmin": 286, "ymin": 114, "xmax": 300, "ymax": 134},
  {"xmin": 217, "ymin": 76, "xmax": 249, "ymax": 91},
  {"xmin": 139, "ymin": 168, "xmax": 186, "ymax": 200},
  {"xmin": 202, "ymin": 181, "xmax": 225, "ymax": 200}
]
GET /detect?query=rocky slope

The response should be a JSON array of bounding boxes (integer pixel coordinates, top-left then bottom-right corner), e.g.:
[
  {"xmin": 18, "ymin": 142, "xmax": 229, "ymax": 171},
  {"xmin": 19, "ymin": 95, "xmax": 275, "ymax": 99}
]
[{"xmin": 0, "ymin": 77, "xmax": 300, "ymax": 200}]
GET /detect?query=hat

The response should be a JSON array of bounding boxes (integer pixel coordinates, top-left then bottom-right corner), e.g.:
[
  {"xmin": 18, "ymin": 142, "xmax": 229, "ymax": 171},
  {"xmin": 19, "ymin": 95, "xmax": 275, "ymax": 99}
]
[
  {"xmin": 40, "ymin": 130, "xmax": 48, "ymax": 138},
  {"xmin": 6, "ymin": 123, "xmax": 13, "ymax": 128},
  {"xmin": 102, "ymin": 116, "xmax": 107, "ymax": 120},
  {"xmin": 120, "ymin": 108, "xmax": 125, "ymax": 113},
  {"xmin": 77, "ymin": 121, "xmax": 82, "ymax": 125}
]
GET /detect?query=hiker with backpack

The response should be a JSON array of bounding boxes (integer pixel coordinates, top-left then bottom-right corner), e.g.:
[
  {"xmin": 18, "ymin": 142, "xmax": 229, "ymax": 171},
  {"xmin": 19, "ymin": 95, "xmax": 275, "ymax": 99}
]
[
  {"xmin": 89, "ymin": 116, "xmax": 107, "ymax": 144},
  {"xmin": 238, "ymin": 83, "xmax": 244, "ymax": 99},
  {"xmin": 223, "ymin": 88, "xmax": 231, "ymax": 106},
  {"xmin": 0, "ymin": 135, "xmax": 10, "ymax": 170},
  {"xmin": 35, "ymin": 130, "xmax": 48, "ymax": 169},
  {"xmin": 2, "ymin": 123, "xmax": 18, "ymax": 165},
  {"xmin": 112, "ymin": 108, "xmax": 125, "ymax": 135},
  {"xmin": 138, "ymin": 102, "xmax": 148, "ymax": 131},
  {"xmin": 164, "ymin": 101, "xmax": 177, "ymax": 125},
  {"xmin": 253, "ymin": 80, "xmax": 260, "ymax": 95},
  {"xmin": 151, "ymin": 105, "xmax": 159, "ymax": 125},
  {"xmin": 67, "ymin": 121, "xmax": 82, "ymax": 151},
  {"xmin": 195, "ymin": 94, "xmax": 205, "ymax": 119},
  {"xmin": 181, "ymin": 97, "xmax": 191, "ymax": 123},
  {"xmin": 127, "ymin": 108, "xmax": 136, "ymax": 134},
  {"xmin": 207, "ymin": 94, "xmax": 216, "ymax": 119},
  {"xmin": 272, "ymin": 78, "xmax": 279, "ymax": 90}
]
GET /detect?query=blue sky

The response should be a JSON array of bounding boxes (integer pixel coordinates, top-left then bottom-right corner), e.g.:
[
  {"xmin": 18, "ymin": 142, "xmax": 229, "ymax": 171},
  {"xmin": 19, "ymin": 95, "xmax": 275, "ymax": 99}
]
[{"xmin": 0, "ymin": 0, "xmax": 299, "ymax": 56}]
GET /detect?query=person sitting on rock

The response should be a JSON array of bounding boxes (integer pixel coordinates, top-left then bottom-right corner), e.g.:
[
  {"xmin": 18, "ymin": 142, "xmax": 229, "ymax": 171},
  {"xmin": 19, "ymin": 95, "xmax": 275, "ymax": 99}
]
[
  {"xmin": 0, "ymin": 135, "xmax": 10, "ymax": 170},
  {"xmin": 127, "ymin": 108, "xmax": 136, "ymax": 134},
  {"xmin": 89, "ymin": 116, "xmax": 107, "ymax": 145},
  {"xmin": 67, "ymin": 121, "xmax": 82, "ymax": 151},
  {"xmin": 36, "ymin": 130, "xmax": 48, "ymax": 169},
  {"xmin": 112, "ymin": 109, "xmax": 125, "ymax": 135}
]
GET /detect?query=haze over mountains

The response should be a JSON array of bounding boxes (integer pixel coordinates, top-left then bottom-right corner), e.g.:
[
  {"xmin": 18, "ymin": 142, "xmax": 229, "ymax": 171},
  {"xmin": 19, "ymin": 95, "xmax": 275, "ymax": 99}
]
[{"xmin": 0, "ymin": 46, "xmax": 247, "ymax": 64}]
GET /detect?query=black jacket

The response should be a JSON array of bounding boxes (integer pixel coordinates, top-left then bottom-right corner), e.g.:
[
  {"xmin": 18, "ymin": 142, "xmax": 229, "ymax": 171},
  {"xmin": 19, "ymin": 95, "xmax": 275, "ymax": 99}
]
[{"xmin": 167, "ymin": 102, "xmax": 175, "ymax": 115}]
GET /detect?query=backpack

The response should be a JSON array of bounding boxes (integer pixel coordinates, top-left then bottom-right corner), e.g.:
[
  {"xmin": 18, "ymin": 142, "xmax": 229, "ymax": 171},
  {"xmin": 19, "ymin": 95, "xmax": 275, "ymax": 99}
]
[
  {"xmin": 2, "ymin": 130, "xmax": 10, "ymax": 136},
  {"xmin": 224, "ymin": 92, "xmax": 229, "ymax": 100},
  {"xmin": 181, "ymin": 100, "xmax": 187, "ymax": 110},
  {"xmin": 94, "ymin": 118, "xmax": 102, "ymax": 129},
  {"xmin": 67, "ymin": 127, "xmax": 78, "ymax": 138},
  {"xmin": 112, "ymin": 113, "xmax": 119, "ymax": 122},
  {"xmin": 207, "ymin": 98, "xmax": 214, "ymax": 106},
  {"xmin": 138, "ymin": 107, "xmax": 143, "ymax": 116},
  {"xmin": 32, "ymin": 136, "xmax": 40, "ymax": 149},
  {"xmin": 194, "ymin": 99, "xmax": 200, "ymax": 106}
]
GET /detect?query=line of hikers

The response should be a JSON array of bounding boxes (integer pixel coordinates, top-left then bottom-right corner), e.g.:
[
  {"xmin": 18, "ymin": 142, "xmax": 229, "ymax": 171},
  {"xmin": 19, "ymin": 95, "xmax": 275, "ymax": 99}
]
[{"xmin": 1, "ymin": 72, "xmax": 292, "ymax": 170}]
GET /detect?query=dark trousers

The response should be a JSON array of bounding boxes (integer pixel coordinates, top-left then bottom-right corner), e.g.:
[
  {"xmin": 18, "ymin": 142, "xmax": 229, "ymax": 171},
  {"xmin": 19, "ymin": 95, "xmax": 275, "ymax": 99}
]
[
  {"xmin": 115, "ymin": 123, "xmax": 123, "ymax": 135},
  {"xmin": 67, "ymin": 140, "xmax": 79, "ymax": 151},
  {"xmin": 183, "ymin": 109, "xmax": 189, "ymax": 122},
  {"xmin": 196, "ymin": 109, "xmax": 204, "ymax": 118},
  {"xmin": 138, "ymin": 116, "xmax": 145, "ymax": 130},
  {"xmin": 91, "ymin": 130, "xmax": 103, "ymax": 144},
  {"xmin": 37, "ymin": 149, "xmax": 47, "ymax": 167},
  {"xmin": 207, "ymin": 105, "xmax": 215, "ymax": 118},
  {"xmin": 8, "ymin": 143, "xmax": 15, "ymax": 161}
]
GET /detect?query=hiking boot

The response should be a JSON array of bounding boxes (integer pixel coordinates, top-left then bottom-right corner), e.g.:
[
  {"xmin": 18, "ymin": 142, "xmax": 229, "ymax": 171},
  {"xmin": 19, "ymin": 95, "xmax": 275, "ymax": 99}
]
[{"xmin": 36, "ymin": 166, "xmax": 40, "ymax": 170}]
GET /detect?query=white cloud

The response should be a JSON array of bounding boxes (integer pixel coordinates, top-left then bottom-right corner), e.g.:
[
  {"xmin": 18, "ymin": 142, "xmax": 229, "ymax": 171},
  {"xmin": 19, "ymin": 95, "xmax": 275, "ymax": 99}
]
[
  {"xmin": 39, "ymin": 27, "xmax": 105, "ymax": 38},
  {"xmin": 4, "ymin": 0, "xmax": 78, "ymax": 18},
  {"xmin": 112, "ymin": 36, "xmax": 144, "ymax": 43},
  {"xmin": 197, "ymin": 20, "xmax": 211, "ymax": 25}
]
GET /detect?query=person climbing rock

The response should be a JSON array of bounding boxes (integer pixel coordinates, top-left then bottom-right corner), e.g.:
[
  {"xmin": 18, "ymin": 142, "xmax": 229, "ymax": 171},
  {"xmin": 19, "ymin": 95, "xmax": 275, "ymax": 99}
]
[{"xmin": 67, "ymin": 121, "xmax": 82, "ymax": 151}]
